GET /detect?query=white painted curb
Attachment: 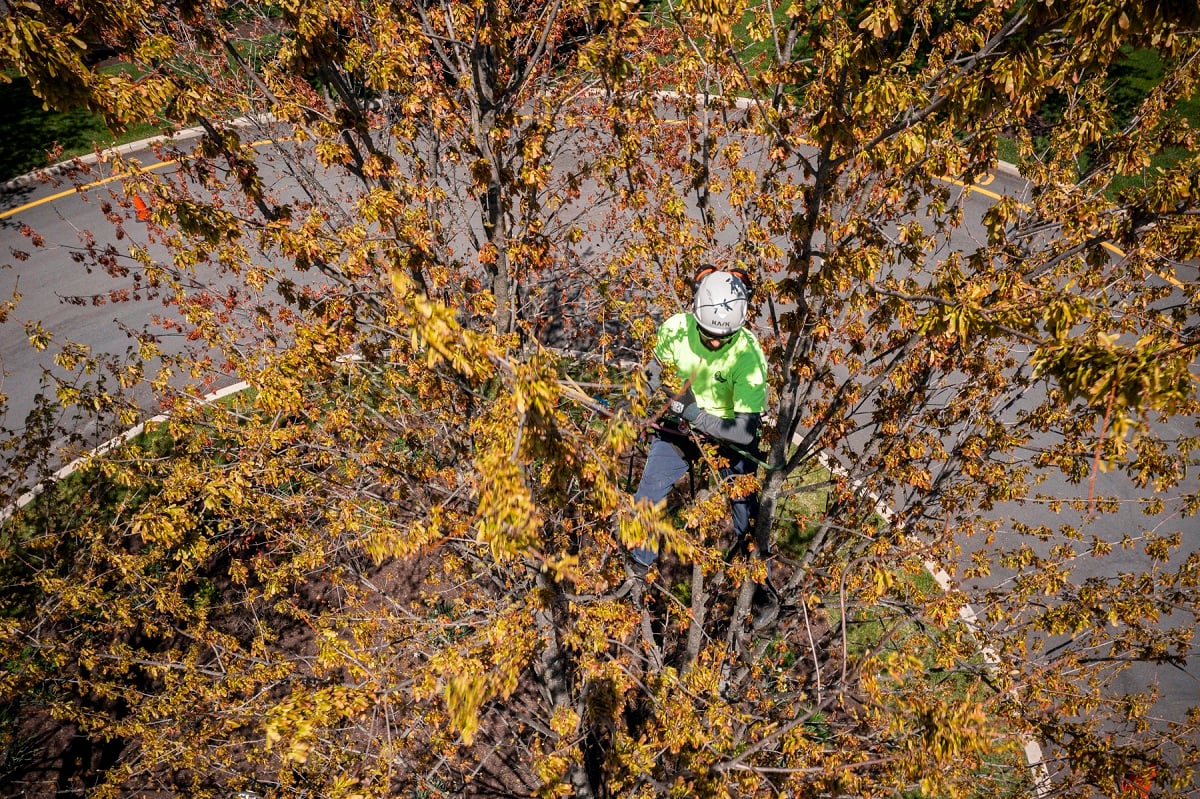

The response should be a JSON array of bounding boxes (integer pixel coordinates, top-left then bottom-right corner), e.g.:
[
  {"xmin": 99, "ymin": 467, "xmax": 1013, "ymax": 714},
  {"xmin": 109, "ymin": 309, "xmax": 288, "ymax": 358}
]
[
  {"xmin": 0, "ymin": 381, "xmax": 249, "ymax": 527},
  {"xmin": 819, "ymin": 451, "xmax": 1051, "ymax": 795},
  {"xmin": 2, "ymin": 114, "xmax": 275, "ymax": 192},
  {"xmin": 1, "ymin": 92, "xmax": 1039, "ymax": 789}
]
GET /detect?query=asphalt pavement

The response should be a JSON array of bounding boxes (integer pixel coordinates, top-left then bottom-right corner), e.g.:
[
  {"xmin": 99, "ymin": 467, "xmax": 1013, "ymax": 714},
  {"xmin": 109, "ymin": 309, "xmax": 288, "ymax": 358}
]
[{"xmin": 1, "ymin": 124, "xmax": 1196, "ymax": 789}]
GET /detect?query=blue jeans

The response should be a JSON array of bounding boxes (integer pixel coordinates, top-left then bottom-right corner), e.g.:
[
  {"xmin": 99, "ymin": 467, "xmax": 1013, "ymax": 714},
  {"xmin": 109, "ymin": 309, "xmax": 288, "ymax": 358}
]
[{"xmin": 630, "ymin": 430, "xmax": 762, "ymax": 567}]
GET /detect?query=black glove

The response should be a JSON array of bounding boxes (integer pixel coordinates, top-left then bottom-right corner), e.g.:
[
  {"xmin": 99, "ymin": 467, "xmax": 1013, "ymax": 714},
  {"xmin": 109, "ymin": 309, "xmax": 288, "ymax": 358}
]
[{"xmin": 669, "ymin": 386, "xmax": 701, "ymax": 423}]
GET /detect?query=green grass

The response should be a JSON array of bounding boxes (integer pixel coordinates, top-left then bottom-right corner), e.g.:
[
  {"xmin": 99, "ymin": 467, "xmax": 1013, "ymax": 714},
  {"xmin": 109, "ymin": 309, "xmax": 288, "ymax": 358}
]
[
  {"xmin": 997, "ymin": 47, "xmax": 1198, "ymax": 192},
  {"xmin": 3, "ymin": 26, "xmax": 1194, "ymax": 189},
  {"xmin": 1106, "ymin": 47, "xmax": 1200, "ymax": 193},
  {"xmin": 775, "ymin": 464, "xmax": 833, "ymax": 556},
  {"xmin": 0, "ymin": 425, "xmax": 176, "ymax": 619},
  {"xmin": 816, "ymin": 569, "xmax": 1034, "ymax": 799},
  {"xmin": 0, "ymin": 69, "xmax": 165, "ymax": 181}
]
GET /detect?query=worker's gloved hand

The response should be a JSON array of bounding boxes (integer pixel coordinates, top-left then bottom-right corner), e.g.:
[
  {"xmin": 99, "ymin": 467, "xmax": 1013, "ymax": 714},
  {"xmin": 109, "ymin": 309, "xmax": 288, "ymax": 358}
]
[{"xmin": 669, "ymin": 386, "xmax": 701, "ymax": 423}]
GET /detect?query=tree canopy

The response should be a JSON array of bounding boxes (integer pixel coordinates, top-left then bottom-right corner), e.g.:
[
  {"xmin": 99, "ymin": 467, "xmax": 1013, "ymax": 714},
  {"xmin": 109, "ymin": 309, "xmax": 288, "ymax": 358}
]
[{"xmin": 0, "ymin": 0, "xmax": 1197, "ymax": 796}]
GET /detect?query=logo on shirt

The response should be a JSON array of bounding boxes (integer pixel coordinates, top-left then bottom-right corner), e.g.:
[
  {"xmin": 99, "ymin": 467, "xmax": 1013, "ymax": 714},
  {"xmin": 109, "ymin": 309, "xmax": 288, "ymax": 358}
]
[{"xmin": 714, "ymin": 371, "xmax": 728, "ymax": 383}]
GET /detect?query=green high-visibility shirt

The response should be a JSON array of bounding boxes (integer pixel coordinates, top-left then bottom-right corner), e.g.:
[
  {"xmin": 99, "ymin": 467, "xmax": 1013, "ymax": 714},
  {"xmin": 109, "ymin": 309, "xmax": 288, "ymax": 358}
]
[{"xmin": 654, "ymin": 313, "xmax": 768, "ymax": 417}]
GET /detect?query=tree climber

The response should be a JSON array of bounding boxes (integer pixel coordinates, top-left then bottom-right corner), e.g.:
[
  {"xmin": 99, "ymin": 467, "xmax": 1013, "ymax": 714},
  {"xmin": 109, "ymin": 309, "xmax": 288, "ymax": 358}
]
[{"xmin": 626, "ymin": 265, "xmax": 778, "ymax": 624}]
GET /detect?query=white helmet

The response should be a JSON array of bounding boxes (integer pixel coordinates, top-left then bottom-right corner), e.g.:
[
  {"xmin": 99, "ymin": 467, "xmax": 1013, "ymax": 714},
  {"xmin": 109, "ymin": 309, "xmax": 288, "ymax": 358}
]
[{"xmin": 693, "ymin": 269, "xmax": 750, "ymax": 337}]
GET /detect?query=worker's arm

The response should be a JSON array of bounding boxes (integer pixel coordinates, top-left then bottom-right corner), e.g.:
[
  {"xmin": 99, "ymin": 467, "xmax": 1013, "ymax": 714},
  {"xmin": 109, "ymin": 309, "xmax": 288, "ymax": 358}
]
[
  {"xmin": 669, "ymin": 389, "xmax": 761, "ymax": 447},
  {"xmin": 686, "ymin": 409, "xmax": 761, "ymax": 447}
]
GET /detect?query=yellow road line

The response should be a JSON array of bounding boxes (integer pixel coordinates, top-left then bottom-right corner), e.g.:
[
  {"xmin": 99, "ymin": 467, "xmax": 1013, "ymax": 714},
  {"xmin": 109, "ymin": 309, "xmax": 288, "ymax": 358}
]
[
  {"xmin": 943, "ymin": 175, "xmax": 1187, "ymax": 290},
  {"xmin": 1, "ymin": 138, "xmax": 277, "ymax": 221},
  {"xmin": 4, "ymin": 139, "xmax": 1188, "ymax": 293},
  {"xmin": 1, "ymin": 159, "xmax": 177, "ymax": 220},
  {"xmin": 942, "ymin": 175, "xmax": 1009, "ymax": 204}
]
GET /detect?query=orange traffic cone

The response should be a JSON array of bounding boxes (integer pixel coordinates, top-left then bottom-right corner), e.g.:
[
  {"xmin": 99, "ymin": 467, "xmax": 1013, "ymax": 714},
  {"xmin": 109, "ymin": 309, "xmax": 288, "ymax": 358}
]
[{"xmin": 132, "ymin": 194, "xmax": 151, "ymax": 222}]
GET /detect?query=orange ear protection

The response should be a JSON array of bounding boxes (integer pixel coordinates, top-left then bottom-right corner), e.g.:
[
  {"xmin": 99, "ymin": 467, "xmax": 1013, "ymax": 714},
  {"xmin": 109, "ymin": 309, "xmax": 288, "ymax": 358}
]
[{"xmin": 692, "ymin": 263, "xmax": 754, "ymax": 296}]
